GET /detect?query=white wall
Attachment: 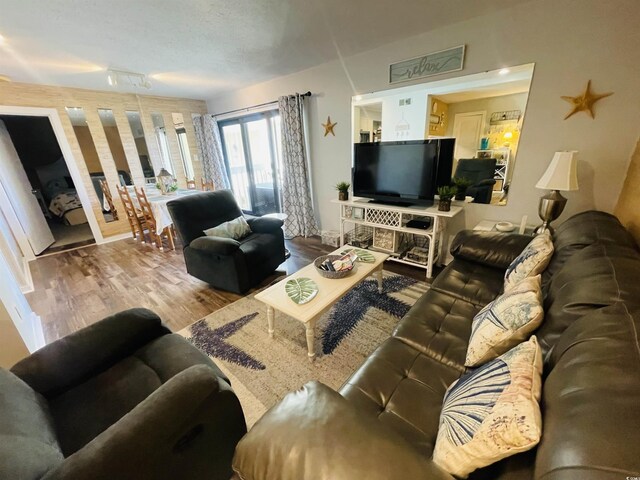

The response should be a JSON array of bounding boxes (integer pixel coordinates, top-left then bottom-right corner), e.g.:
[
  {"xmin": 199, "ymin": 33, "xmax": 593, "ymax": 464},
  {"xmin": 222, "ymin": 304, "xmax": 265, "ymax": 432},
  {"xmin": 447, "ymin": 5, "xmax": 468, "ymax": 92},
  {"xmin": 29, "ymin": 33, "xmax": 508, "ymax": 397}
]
[
  {"xmin": 381, "ymin": 92, "xmax": 427, "ymax": 141},
  {"xmin": 208, "ymin": 0, "xmax": 640, "ymax": 235},
  {"xmin": 0, "ymin": 247, "xmax": 43, "ymax": 353},
  {"xmin": 0, "ymin": 299, "xmax": 29, "ymax": 368},
  {"xmin": 445, "ymin": 93, "xmax": 528, "ymax": 137}
]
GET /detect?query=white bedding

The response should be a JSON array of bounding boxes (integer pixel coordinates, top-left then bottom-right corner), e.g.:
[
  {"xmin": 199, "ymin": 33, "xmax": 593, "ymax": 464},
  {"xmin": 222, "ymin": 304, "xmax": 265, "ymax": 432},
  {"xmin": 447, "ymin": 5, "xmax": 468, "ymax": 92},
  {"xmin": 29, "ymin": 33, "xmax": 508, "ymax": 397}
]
[{"xmin": 48, "ymin": 190, "xmax": 88, "ymax": 225}]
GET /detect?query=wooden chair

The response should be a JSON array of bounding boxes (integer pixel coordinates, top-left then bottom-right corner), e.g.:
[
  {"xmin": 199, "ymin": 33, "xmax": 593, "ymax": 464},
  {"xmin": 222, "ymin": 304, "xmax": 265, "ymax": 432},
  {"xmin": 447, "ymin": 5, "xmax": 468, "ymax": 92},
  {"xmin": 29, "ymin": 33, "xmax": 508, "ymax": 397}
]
[
  {"xmin": 116, "ymin": 185, "xmax": 147, "ymax": 243},
  {"xmin": 201, "ymin": 178, "xmax": 214, "ymax": 191},
  {"xmin": 186, "ymin": 179, "xmax": 197, "ymax": 190},
  {"xmin": 134, "ymin": 186, "xmax": 175, "ymax": 251},
  {"xmin": 99, "ymin": 179, "xmax": 119, "ymax": 221}
]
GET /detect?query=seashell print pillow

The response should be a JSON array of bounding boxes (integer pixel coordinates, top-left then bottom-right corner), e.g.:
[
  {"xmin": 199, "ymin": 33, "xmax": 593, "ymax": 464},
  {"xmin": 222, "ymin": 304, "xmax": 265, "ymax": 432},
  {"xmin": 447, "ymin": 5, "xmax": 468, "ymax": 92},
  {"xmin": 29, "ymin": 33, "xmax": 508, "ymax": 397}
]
[{"xmin": 433, "ymin": 337, "xmax": 543, "ymax": 478}]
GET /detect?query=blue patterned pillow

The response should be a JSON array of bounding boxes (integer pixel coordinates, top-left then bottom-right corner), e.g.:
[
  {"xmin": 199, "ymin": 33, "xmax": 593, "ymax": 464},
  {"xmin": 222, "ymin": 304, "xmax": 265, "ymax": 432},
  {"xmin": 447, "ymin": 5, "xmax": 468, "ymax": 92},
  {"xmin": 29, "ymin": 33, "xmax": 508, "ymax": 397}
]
[
  {"xmin": 466, "ymin": 275, "xmax": 544, "ymax": 366},
  {"xmin": 504, "ymin": 233, "xmax": 553, "ymax": 291},
  {"xmin": 433, "ymin": 337, "xmax": 543, "ymax": 478}
]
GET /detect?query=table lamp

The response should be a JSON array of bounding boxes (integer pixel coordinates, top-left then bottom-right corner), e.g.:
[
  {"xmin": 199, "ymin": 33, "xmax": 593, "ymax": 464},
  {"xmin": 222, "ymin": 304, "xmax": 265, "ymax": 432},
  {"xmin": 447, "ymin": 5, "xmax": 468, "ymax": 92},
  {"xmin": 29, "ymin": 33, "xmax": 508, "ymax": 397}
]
[{"xmin": 534, "ymin": 151, "xmax": 578, "ymax": 234}]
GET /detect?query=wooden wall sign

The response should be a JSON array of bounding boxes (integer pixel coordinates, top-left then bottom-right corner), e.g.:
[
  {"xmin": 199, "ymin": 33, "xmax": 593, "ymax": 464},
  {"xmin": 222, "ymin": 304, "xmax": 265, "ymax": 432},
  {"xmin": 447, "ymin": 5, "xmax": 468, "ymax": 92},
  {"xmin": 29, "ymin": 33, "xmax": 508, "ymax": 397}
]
[{"xmin": 389, "ymin": 45, "xmax": 465, "ymax": 84}]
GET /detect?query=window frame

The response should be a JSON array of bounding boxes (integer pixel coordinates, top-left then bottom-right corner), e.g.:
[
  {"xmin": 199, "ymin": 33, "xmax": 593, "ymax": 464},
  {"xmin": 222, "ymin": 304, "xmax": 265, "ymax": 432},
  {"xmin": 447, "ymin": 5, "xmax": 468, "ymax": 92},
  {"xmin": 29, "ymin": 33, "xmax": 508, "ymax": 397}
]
[{"xmin": 218, "ymin": 109, "xmax": 282, "ymax": 215}]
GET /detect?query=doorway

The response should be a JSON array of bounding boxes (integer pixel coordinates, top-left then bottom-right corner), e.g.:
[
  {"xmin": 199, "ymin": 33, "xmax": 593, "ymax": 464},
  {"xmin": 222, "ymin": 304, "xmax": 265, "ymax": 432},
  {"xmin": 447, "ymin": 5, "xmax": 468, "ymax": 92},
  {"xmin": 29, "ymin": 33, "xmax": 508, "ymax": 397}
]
[
  {"xmin": 219, "ymin": 110, "xmax": 282, "ymax": 216},
  {"xmin": 0, "ymin": 106, "xmax": 102, "ymax": 263},
  {"xmin": 451, "ymin": 111, "xmax": 486, "ymax": 165},
  {"xmin": 0, "ymin": 115, "xmax": 95, "ymax": 255}
]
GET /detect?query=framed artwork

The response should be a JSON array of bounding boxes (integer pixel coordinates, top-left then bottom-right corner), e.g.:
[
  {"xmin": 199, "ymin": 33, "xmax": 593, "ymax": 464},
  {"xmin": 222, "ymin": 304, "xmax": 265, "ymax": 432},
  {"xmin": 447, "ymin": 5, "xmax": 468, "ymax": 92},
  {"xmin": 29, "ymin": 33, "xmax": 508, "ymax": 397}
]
[{"xmin": 389, "ymin": 45, "xmax": 465, "ymax": 84}]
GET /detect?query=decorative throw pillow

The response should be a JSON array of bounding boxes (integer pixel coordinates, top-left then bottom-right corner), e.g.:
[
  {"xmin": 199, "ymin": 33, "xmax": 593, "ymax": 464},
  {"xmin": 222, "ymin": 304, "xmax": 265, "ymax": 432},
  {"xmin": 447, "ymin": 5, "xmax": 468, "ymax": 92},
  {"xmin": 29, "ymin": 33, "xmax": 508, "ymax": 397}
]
[
  {"xmin": 433, "ymin": 337, "xmax": 543, "ymax": 478},
  {"xmin": 504, "ymin": 232, "xmax": 553, "ymax": 291},
  {"xmin": 465, "ymin": 275, "xmax": 544, "ymax": 367},
  {"xmin": 204, "ymin": 216, "xmax": 252, "ymax": 240}
]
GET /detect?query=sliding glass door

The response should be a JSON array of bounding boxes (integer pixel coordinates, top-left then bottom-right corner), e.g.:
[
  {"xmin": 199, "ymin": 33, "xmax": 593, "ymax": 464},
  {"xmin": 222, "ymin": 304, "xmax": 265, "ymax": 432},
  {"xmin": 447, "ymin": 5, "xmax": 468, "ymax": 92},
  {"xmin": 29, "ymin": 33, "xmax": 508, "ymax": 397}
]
[{"xmin": 219, "ymin": 110, "xmax": 282, "ymax": 215}]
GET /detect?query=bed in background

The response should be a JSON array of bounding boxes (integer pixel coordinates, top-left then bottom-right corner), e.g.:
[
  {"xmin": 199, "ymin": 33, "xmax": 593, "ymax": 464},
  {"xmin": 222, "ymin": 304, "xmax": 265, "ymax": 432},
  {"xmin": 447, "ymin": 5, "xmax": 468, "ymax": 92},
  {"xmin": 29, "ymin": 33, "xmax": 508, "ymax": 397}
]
[{"xmin": 45, "ymin": 178, "xmax": 88, "ymax": 226}]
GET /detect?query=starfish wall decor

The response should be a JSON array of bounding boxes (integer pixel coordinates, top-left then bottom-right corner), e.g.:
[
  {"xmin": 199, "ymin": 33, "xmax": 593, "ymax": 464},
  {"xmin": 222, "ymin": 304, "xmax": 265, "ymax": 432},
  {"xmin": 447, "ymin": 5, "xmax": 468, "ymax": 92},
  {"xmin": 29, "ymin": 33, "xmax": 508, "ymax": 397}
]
[
  {"xmin": 322, "ymin": 116, "xmax": 337, "ymax": 136},
  {"xmin": 561, "ymin": 80, "xmax": 613, "ymax": 120}
]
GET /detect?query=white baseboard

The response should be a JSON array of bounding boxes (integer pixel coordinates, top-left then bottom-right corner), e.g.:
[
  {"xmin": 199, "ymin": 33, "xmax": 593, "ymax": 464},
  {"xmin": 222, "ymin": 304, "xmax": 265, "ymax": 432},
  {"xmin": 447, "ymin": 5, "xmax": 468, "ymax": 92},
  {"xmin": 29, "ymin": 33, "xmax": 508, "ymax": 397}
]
[{"xmin": 97, "ymin": 232, "xmax": 132, "ymax": 245}]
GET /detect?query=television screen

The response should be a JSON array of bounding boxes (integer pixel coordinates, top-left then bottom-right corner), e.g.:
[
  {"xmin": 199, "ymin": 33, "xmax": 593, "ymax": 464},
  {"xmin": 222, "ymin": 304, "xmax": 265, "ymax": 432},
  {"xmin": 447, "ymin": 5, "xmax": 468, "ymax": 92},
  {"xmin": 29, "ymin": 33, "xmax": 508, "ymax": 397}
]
[{"xmin": 353, "ymin": 139, "xmax": 454, "ymax": 205}]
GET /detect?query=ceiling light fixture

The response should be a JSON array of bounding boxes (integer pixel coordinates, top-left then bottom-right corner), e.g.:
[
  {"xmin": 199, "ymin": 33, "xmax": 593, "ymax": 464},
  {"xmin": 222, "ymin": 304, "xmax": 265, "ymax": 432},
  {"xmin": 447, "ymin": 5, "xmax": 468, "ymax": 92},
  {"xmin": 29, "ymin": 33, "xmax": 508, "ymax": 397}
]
[
  {"xmin": 106, "ymin": 68, "xmax": 152, "ymax": 89},
  {"xmin": 498, "ymin": 68, "xmax": 510, "ymax": 75}
]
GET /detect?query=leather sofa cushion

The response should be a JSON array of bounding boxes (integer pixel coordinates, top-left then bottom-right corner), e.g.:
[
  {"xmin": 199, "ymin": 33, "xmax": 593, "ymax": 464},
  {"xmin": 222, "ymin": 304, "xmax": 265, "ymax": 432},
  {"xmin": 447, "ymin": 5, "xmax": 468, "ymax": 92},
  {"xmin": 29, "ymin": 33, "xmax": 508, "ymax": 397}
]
[
  {"xmin": 535, "ymin": 304, "xmax": 640, "ymax": 478},
  {"xmin": 538, "ymin": 243, "xmax": 640, "ymax": 354},
  {"xmin": 450, "ymin": 230, "xmax": 531, "ymax": 270},
  {"xmin": 49, "ymin": 334, "xmax": 227, "ymax": 456},
  {"xmin": 430, "ymin": 258, "xmax": 505, "ymax": 308},
  {"xmin": 233, "ymin": 381, "xmax": 449, "ymax": 480},
  {"xmin": 393, "ymin": 288, "xmax": 478, "ymax": 371},
  {"xmin": 0, "ymin": 369, "xmax": 63, "ymax": 479},
  {"xmin": 340, "ymin": 337, "xmax": 462, "ymax": 456},
  {"xmin": 543, "ymin": 211, "xmax": 638, "ymax": 287}
]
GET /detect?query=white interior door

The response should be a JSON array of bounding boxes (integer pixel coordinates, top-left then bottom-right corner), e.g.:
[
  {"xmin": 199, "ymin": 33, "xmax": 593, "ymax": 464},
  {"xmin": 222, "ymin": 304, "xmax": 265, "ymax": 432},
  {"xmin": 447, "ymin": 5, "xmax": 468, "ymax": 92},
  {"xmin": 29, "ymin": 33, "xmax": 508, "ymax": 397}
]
[
  {"xmin": 0, "ymin": 120, "xmax": 54, "ymax": 255},
  {"xmin": 452, "ymin": 111, "xmax": 486, "ymax": 162}
]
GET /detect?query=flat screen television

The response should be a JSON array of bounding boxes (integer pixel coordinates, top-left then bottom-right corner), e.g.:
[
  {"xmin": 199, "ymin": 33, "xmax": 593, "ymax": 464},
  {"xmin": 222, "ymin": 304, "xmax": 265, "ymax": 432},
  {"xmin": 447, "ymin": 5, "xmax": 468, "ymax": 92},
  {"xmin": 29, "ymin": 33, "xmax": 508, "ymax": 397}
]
[{"xmin": 352, "ymin": 139, "xmax": 455, "ymax": 206}]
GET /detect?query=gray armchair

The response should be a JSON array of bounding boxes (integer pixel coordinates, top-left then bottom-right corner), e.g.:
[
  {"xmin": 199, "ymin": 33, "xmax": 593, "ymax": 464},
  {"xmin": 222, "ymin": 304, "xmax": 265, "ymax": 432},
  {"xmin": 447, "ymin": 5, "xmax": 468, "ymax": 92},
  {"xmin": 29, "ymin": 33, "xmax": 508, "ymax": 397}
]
[
  {"xmin": 0, "ymin": 308, "xmax": 246, "ymax": 480},
  {"xmin": 168, "ymin": 190, "xmax": 286, "ymax": 294},
  {"xmin": 453, "ymin": 158, "xmax": 497, "ymax": 204}
]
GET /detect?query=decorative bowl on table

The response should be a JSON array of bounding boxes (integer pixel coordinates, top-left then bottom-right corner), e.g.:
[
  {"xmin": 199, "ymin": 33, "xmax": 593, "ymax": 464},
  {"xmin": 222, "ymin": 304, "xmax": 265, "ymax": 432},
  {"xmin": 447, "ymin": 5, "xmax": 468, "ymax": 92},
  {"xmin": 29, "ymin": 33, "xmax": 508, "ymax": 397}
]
[
  {"xmin": 314, "ymin": 254, "xmax": 354, "ymax": 279},
  {"xmin": 496, "ymin": 221, "xmax": 515, "ymax": 232}
]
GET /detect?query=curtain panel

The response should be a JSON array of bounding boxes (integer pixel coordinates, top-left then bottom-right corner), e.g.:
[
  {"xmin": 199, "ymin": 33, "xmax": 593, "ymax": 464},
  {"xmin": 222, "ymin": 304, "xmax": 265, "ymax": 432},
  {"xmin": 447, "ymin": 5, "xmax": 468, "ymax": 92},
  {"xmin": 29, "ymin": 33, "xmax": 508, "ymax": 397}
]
[
  {"xmin": 278, "ymin": 94, "xmax": 319, "ymax": 239},
  {"xmin": 192, "ymin": 114, "xmax": 230, "ymax": 191}
]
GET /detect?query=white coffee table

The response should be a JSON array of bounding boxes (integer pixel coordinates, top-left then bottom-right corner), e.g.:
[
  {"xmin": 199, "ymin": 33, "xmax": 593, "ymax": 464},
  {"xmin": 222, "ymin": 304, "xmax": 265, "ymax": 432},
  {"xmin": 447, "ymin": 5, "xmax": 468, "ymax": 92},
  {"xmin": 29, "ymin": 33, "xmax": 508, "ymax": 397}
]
[{"xmin": 254, "ymin": 246, "xmax": 389, "ymax": 361}]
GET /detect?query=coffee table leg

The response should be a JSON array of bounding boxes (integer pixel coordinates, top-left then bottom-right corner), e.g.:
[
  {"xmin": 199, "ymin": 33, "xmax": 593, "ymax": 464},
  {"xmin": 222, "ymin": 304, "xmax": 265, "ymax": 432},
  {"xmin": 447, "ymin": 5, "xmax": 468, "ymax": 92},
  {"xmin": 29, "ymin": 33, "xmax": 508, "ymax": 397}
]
[
  {"xmin": 267, "ymin": 306, "xmax": 275, "ymax": 338},
  {"xmin": 376, "ymin": 266, "xmax": 384, "ymax": 293},
  {"xmin": 305, "ymin": 319, "xmax": 316, "ymax": 361}
]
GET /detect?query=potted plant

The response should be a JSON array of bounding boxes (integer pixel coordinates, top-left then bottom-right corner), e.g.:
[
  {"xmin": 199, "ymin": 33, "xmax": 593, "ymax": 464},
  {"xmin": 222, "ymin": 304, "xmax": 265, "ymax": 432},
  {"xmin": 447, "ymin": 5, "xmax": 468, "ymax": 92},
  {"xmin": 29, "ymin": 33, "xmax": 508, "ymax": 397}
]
[
  {"xmin": 453, "ymin": 177, "xmax": 473, "ymax": 201},
  {"xmin": 437, "ymin": 186, "xmax": 456, "ymax": 212},
  {"xmin": 335, "ymin": 181, "xmax": 351, "ymax": 201}
]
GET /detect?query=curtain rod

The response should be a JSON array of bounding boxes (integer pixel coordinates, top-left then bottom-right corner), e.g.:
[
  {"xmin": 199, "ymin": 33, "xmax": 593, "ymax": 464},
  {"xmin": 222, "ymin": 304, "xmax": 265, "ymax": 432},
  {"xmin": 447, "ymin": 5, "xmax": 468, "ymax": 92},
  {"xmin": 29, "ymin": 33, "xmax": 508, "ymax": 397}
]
[{"xmin": 212, "ymin": 91, "xmax": 312, "ymax": 118}]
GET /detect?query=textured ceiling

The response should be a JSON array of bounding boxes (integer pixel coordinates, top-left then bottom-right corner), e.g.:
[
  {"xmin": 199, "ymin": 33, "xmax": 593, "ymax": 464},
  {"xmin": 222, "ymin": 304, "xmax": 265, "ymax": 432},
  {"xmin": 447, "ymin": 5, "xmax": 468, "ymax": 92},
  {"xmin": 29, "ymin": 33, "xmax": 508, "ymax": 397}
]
[{"xmin": 0, "ymin": 0, "xmax": 533, "ymax": 99}]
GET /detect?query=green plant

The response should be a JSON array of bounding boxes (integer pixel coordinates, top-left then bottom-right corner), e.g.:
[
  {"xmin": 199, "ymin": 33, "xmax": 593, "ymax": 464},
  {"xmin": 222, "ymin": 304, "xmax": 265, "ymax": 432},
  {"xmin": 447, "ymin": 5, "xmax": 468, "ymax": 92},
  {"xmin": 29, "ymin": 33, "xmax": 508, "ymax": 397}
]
[
  {"xmin": 156, "ymin": 182, "xmax": 178, "ymax": 192},
  {"xmin": 453, "ymin": 177, "xmax": 473, "ymax": 190},
  {"xmin": 335, "ymin": 181, "xmax": 351, "ymax": 192},
  {"xmin": 437, "ymin": 185, "xmax": 457, "ymax": 201}
]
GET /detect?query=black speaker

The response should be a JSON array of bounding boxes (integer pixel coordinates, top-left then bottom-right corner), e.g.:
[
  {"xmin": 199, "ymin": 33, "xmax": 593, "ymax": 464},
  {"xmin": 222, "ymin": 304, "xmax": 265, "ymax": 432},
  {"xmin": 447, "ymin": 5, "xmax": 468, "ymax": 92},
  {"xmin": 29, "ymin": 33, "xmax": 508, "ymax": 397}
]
[{"xmin": 406, "ymin": 219, "xmax": 432, "ymax": 230}]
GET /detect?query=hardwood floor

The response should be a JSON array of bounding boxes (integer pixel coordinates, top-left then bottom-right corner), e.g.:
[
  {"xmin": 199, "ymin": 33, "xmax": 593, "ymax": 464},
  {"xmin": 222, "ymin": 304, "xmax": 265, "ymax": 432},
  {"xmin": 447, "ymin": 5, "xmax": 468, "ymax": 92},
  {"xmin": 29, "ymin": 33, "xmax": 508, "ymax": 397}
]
[{"xmin": 26, "ymin": 236, "xmax": 431, "ymax": 343}]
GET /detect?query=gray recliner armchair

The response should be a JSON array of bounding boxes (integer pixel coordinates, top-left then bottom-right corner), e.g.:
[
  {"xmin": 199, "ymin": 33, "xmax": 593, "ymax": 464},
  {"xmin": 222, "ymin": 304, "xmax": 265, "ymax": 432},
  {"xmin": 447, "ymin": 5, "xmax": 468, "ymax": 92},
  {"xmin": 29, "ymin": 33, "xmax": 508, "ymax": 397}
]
[
  {"xmin": 0, "ymin": 308, "xmax": 246, "ymax": 480},
  {"xmin": 453, "ymin": 158, "xmax": 497, "ymax": 204},
  {"xmin": 168, "ymin": 190, "xmax": 286, "ymax": 294}
]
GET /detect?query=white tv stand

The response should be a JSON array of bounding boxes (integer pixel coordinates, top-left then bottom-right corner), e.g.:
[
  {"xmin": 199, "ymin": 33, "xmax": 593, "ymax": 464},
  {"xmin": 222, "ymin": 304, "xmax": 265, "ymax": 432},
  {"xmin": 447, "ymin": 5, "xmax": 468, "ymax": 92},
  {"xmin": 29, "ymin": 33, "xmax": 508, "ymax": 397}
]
[{"xmin": 331, "ymin": 198, "xmax": 462, "ymax": 278}]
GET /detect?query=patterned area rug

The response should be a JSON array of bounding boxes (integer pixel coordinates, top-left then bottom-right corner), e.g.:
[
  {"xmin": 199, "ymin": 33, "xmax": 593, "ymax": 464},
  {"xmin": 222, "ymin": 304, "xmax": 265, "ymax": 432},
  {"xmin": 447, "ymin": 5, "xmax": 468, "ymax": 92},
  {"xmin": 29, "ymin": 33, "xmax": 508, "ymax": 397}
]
[{"xmin": 178, "ymin": 271, "xmax": 429, "ymax": 427}]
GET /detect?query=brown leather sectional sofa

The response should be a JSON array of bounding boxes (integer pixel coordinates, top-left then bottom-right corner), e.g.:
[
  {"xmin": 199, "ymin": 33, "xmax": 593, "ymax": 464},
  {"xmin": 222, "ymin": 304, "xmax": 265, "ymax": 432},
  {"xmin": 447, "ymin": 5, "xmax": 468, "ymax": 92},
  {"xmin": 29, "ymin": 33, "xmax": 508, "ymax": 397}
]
[{"xmin": 232, "ymin": 211, "xmax": 640, "ymax": 479}]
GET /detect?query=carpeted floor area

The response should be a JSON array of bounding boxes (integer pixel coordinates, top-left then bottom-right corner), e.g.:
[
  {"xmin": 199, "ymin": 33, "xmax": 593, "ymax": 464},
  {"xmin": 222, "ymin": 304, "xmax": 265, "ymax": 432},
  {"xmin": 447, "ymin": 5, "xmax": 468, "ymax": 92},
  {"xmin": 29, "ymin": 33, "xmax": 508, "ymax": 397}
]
[{"xmin": 178, "ymin": 271, "xmax": 429, "ymax": 427}]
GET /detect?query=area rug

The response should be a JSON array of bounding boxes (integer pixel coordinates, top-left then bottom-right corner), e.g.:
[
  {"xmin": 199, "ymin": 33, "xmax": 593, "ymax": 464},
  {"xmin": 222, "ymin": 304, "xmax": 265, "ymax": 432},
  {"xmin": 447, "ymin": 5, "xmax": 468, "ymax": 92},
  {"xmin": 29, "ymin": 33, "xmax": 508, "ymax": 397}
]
[{"xmin": 178, "ymin": 271, "xmax": 428, "ymax": 427}]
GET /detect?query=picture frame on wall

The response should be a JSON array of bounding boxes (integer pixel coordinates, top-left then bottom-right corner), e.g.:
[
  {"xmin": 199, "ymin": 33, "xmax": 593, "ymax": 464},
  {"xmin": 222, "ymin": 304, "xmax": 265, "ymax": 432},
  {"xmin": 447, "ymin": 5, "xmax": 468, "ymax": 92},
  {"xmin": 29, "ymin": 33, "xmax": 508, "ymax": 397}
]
[{"xmin": 389, "ymin": 45, "xmax": 465, "ymax": 84}]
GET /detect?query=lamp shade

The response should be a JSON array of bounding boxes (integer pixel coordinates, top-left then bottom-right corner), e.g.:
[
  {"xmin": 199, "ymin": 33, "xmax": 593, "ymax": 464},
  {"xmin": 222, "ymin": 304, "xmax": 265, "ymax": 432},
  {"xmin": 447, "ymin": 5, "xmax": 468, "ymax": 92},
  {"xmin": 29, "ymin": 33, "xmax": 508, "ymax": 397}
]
[{"xmin": 536, "ymin": 151, "xmax": 579, "ymax": 191}]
